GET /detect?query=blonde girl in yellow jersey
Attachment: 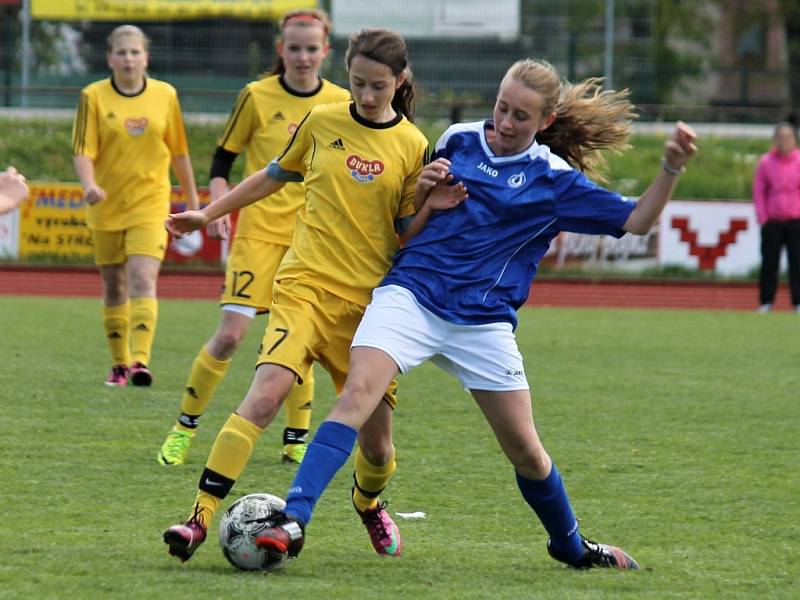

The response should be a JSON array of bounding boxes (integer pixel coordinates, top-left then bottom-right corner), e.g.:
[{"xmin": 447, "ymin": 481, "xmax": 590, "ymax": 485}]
[
  {"xmin": 157, "ymin": 10, "xmax": 350, "ymax": 467},
  {"xmin": 162, "ymin": 28, "xmax": 467, "ymax": 563},
  {"xmin": 72, "ymin": 25, "xmax": 200, "ymax": 388}
]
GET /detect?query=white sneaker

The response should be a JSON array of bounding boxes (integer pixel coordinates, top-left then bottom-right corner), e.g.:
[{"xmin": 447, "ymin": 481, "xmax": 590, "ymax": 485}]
[
  {"xmin": 794, "ymin": 305, "xmax": 800, "ymax": 315},
  {"xmin": 757, "ymin": 303, "xmax": 773, "ymax": 313}
]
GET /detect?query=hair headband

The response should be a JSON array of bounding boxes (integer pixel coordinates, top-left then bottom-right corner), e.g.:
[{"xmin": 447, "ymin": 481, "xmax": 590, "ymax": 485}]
[{"xmin": 281, "ymin": 14, "xmax": 328, "ymax": 34}]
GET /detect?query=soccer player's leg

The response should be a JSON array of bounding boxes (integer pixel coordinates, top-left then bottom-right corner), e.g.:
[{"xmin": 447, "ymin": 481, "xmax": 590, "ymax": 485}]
[
  {"xmin": 455, "ymin": 322, "xmax": 637, "ymax": 570},
  {"xmin": 352, "ymin": 405, "xmax": 402, "ymax": 556},
  {"xmin": 164, "ymin": 283, "xmax": 317, "ymax": 562},
  {"xmin": 157, "ymin": 310, "xmax": 249, "ymax": 465},
  {"xmin": 254, "ymin": 295, "xmax": 398, "ymax": 558},
  {"xmin": 159, "ymin": 237, "xmax": 278, "ymax": 465},
  {"xmin": 101, "ymin": 300, "xmax": 130, "ymax": 386},
  {"xmin": 281, "ymin": 368, "xmax": 314, "ymax": 464},
  {"xmin": 164, "ymin": 364, "xmax": 295, "ymax": 562},
  {"xmin": 471, "ymin": 386, "xmax": 638, "ymax": 569},
  {"xmin": 95, "ymin": 229, "xmax": 130, "ymax": 385},
  {"xmin": 126, "ymin": 224, "xmax": 167, "ymax": 385}
]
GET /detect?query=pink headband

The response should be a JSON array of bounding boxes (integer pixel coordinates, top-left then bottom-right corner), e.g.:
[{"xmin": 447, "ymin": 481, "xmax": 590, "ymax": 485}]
[{"xmin": 281, "ymin": 14, "xmax": 328, "ymax": 34}]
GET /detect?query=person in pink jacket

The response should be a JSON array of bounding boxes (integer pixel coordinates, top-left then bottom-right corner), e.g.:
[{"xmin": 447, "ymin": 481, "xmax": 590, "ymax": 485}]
[{"xmin": 753, "ymin": 121, "xmax": 800, "ymax": 313}]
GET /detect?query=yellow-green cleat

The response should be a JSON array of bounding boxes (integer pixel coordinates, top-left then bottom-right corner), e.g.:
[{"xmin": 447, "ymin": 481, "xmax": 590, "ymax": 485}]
[
  {"xmin": 157, "ymin": 427, "xmax": 194, "ymax": 465},
  {"xmin": 281, "ymin": 443, "xmax": 307, "ymax": 464}
]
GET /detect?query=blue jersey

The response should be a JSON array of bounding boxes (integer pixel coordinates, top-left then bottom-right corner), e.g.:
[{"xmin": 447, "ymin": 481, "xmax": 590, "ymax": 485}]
[{"xmin": 381, "ymin": 120, "xmax": 636, "ymax": 328}]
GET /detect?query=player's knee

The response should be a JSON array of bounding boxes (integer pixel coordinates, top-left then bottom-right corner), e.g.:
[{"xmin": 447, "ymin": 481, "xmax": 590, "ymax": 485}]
[
  {"xmin": 357, "ymin": 435, "xmax": 394, "ymax": 466},
  {"xmin": 238, "ymin": 382, "xmax": 290, "ymax": 427},
  {"xmin": 509, "ymin": 441, "xmax": 550, "ymax": 479},
  {"xmin": 209, "ymin": 329, "xmax": 244, "ymax": 357},
  {"xmin": 127, "ymin": 267, "xmax": 156, "ymax": 295},
  {"xmin": 340, "ymin": 374, "xmax": 380, "ymax": 407}
]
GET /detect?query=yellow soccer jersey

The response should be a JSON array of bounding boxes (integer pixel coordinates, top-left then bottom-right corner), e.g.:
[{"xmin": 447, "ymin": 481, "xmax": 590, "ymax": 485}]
[
  {"xmin": 218, "ymin": 76, "xmax": 350, "ymax": 245},
  {"xmin": 72, "ymin": 77, "xmax": 189, "ymax": 231},
  {"xmin": 276, "ymin": 101, "xmax": 428, "ymax": 306}
]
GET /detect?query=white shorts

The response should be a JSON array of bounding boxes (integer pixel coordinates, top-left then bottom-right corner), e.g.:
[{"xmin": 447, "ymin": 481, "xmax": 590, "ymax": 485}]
[{"xmin": 352, "ymin": 285, "xmax": 528, "ymax": 392}]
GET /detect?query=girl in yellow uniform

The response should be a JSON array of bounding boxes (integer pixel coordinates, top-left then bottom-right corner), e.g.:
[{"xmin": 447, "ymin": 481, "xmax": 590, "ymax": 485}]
[
  {"xmin": 162, "ymin": 28, "xmax": 466, "ymax": 564},
  {"xmin": 156, "ymin": 10, "xmax": 350, "ymax": 467},
  {"xmin": 72, "ymin": 25, "xmax": 199, "ymax": 387}
]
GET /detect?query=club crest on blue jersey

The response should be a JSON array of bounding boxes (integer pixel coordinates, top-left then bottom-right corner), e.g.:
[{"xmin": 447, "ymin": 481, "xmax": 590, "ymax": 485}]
[
  {"xmin": 347, "ymin": 154, "xmax": 384, "ymax": 183},
  {"xmin": 508, "ymin": 172, "xmax": 526, "ymax": 188}
]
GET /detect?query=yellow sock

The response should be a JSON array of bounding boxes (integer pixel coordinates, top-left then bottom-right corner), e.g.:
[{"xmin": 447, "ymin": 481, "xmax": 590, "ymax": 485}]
[
  {"xmin": 282, "ymin": 367, "xmax": 314, "ymax": 448},
  {"xmin": 191, "ymin": 413, "xmax": 264, "ymax": 525},
  {"xmin": 130, "ymin": 296, "xmax": 157, "ymax": 365},
  {"xmin": 102, "ymin": 302, "xmax": 130, "ymax": 365},
  {"xmin": 353, "ymin": 445, "xmax": 396, "ymax": 512},
  {"xmin": 176, "ymin": 346, "xmax": 232, "ymax": 432},
  {"xmin": 189, "ymin": 493, "xmax": 221, "ymax": 528}
]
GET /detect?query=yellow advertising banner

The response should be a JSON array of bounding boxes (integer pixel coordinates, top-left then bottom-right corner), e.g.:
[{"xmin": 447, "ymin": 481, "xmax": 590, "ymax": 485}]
[
  {"xmin": 31, "ymin": 0, "xmax": 314, "ymax": 21},
  {"xmin": 19, "ymin": 182, "xmax": 92, "ymax": 259},
  {"xmin": 18, "ymin": 182, "xmax": 213, "ymax": 261}
]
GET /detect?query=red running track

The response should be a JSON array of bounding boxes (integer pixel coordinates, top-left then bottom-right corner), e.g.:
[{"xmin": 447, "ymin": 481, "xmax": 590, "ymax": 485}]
[{"xmin": 0, "ymin": 265, "xmax": 794, "ymax": 312}]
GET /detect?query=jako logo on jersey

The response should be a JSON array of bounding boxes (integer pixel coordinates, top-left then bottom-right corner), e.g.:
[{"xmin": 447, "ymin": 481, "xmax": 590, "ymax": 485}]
[
  {"xmin": 124, "ymin": 117, "xmax": 148, "ymax": 136},
  {"xmin": 287, "ymin": 123, "xmax": 298, "ymax": 135},
  {"xmin": 347, "ymin": 154, "xmax": 384, "ymax": 183},
  {"xmin": 508, "ymin": 172, "xmax": 526, "ymax": 188},
  {"xmin": 477, "ymin": 161, "xmax": 498, "ymax": 177}
]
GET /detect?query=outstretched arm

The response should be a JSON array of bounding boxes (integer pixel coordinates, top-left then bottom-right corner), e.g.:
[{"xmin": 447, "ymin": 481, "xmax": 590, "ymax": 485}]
[
  {"xmin": 623, "ymin": 121, "xmax": 697, "ymax": 234},
  {"xmin": 166, "ymin": 167, "xmax": 287, "ymax": 237}
]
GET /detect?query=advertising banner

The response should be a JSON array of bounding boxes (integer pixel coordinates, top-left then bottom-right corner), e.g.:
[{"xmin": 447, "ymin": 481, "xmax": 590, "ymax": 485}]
[
  {"xmin": 17, "ymin": 182, "xmax": 227, "ymax": 265},
  {"xmin": 659, "ymin": 200, "xmax": 760, "ymax": 276},
  {"xmin": 543, "ymin": 229, "xmax": 657, "ymax": 273},
  {"xmin": 18, "ymin": 182, "xmax": 92, "ymax": 260},
  {"xmin": 31, "ymin": 0, "xmax": 314, "ymax": 21},
  {"xmin": 8, "ymin": 187, "xmax": 762, "ymax": 276}
]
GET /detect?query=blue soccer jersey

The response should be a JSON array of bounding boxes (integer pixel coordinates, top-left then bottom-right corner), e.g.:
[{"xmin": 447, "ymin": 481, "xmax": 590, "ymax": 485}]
[{"xmin": 381, "ymin": 120, "xmax": 636, "ymax": 328}]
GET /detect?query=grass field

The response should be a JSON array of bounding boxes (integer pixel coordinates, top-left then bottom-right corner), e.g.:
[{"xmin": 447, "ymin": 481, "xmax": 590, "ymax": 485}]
[{"xmin": 1, "ymin": 296, "xmax": 798, "ymax": 599}]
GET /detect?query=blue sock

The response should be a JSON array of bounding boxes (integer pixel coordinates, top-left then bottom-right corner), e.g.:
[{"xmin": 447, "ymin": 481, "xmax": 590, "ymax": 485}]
[
  {"xmin": 284, "ymin": 420, "xmax": 357, "ymax": 526},
  {"xmin": 515, "ymin": 464, "xmax": 584, "ymax": 563}
]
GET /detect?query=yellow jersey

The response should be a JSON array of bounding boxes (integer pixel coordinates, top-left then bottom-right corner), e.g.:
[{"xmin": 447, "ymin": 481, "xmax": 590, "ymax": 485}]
[
  {"xmin": 275, "ymin": 101, "xmax": 428, "ymax": 306},
  {"xmin": 72, "ymin": 77, "xmax": 189, "ymax": 231},
  {"xmin": 219, "ymin": 75, "xmax": 350, "ymax": 245}
]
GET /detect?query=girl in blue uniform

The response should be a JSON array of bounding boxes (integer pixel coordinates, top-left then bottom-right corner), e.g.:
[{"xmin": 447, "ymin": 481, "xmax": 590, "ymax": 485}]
[{"xmin": 256, "ymin": 58, "xmax": 697, "ymax": 569}]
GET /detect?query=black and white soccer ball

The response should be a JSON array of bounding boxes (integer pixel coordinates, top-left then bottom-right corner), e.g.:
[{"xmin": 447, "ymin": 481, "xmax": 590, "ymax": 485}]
[{"xmin": 218, "ymin": 492, "xmax": 288, "ymax": 571}]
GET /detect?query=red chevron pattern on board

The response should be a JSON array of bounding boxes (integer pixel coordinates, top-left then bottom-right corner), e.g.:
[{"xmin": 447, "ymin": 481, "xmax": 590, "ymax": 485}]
[{"xmin": 0, "ymin": 266, "xmax": 795, "ymax": 312}]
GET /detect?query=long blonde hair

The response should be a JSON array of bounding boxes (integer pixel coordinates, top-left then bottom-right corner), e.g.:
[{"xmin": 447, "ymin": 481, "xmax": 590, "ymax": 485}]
[{"xmin": 502, "ymin": 59, "xmax": 635, "ymax": 182}]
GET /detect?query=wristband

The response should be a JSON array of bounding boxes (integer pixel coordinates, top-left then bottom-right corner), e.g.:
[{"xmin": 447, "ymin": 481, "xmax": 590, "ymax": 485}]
[{"xmin": 661, "ymin": 157, "xmax": 685, "ymax": 176}]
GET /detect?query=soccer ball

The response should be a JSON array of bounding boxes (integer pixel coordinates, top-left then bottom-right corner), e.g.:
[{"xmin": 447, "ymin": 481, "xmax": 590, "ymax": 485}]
[
  {"xmin": 218, "ymin": 493, "xmax": 288, "ymax": 571},
  {"xmin": 170, "ymin": 230, "xmax": 204, "ymax": 257}
]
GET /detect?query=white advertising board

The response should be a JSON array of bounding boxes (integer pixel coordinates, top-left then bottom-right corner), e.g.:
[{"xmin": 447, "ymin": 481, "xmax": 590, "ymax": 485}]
[
  {"xmin": 659, "ymin": 200, "xmax": 761, "ymax": 276},
  {"xmin": 0, "ymin": 209, "xmax": 19, "ymax": 259},
  {"xmin": 331, "ymin": 0, "xmax": 520, "ymax": 39}
]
